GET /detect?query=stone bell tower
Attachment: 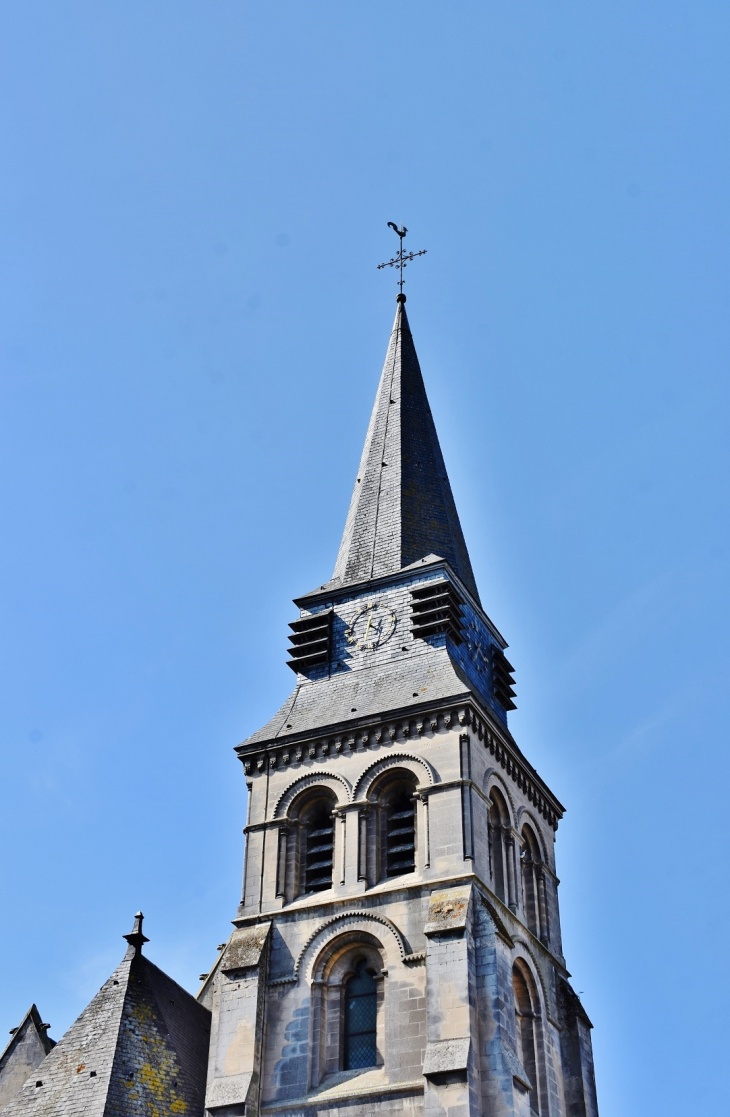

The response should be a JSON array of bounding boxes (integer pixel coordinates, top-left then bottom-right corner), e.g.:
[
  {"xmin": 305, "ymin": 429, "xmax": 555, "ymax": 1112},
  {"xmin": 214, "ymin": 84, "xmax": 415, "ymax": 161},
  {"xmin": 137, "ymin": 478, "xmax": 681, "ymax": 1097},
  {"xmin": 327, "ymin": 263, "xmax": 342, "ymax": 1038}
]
[{"xmin": 198, "ymin": 295, "xmax": 599, "ymax": 1117}]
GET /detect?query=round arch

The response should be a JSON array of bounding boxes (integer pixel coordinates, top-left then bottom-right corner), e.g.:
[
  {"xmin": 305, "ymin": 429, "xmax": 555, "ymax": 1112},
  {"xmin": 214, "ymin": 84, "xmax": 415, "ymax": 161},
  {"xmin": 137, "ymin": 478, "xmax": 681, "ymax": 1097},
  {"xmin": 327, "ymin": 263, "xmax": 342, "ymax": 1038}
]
[
  {"xmin": 308, "ymin": 926, "xmax": 391, "ymax": 1086},
  {"xmin": 272, "ymin": 771, "xmax": 351, "ymax": 819},
  {"xmin": 511, "ymin": 938, "xmax": 550, "ymax": 1012},
  {"xmin": 353, "ymin": 753, "xmax": 435, "ymax": 802},
  {"xmin": 483, "ymin": 769, "xmax": 517, "ymax": 825},
  {"xmin": 516, "ymin": 808, "xmax": 550, "ymax": 861},
  {"xmin": 297, "ymin": 910, "xmax": 408, "ymax": 981}
]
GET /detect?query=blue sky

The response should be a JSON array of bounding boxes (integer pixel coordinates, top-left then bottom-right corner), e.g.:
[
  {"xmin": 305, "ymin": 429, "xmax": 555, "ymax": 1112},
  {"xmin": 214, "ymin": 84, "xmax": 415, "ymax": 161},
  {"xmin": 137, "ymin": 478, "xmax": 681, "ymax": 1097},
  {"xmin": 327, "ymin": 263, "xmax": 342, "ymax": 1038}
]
[{"xmin": 1, "ymin": 4, "xmax": 728, "ymax": 1114}]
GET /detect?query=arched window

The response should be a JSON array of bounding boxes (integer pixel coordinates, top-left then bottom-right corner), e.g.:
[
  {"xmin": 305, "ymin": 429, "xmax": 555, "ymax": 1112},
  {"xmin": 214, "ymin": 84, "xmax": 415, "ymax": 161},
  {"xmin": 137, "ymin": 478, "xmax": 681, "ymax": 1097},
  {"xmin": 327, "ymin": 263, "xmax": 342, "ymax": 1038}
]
[
  {"xmin": 359, "ymin": 769, "xmax": 419, "ymax": 885},
  {"xmin": 310, "ymin": 939, "xmax": 385, "ymax": 1085},
  {"xmin": 298, "ymin": 792, "xmax": 335, "ymax": 895},
  {"xmin": 343, "ymin": 959, "xmax": 377, "ymax": 1070},
  {"xmin": 488, "ymin": 788, "xmax": 511, "ymax": 904},
  {"xmin": 382, "ymin": 779, "xmax": 416, "ymax": 878},
  {"xmin": 520, "ymin": 825, "xmax": 541, "ymax": 937},
  {"xmin": 513, "ymin": 963, "xmax": 542, "ymax": 1115},
  {"xmin": 519, "ymin": 824, "xmax": 550, "ymax": 944}
]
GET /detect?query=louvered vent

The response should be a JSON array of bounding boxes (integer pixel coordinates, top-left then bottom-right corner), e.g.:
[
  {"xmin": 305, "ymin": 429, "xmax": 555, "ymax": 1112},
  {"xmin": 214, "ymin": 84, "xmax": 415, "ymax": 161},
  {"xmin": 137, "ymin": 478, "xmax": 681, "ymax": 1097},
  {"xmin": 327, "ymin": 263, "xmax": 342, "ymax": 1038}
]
[
  {"xmin": 304, "ymin": 804, "xmax": 334, "ymax": 893},
  {"xmin": 286, "ymin": 610, "xmax": 333, "ymax": 674},
  {"xmin": 385, "ymin": 790, "xmax": 416, "ymax": 878},
  {"xmin": 410, "ymin": 580, "xmax": 464, "ymax": 644},
  {"xmin": 491, "ymin": 647, "xmax": 517, "ymax": 710}
]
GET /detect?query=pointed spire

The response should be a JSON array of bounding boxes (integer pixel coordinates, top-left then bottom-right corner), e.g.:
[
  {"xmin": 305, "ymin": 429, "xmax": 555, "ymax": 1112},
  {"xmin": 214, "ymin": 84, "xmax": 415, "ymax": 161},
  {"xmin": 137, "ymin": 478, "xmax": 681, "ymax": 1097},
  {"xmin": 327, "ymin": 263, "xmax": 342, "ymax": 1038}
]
[
  {"xmin": 333, "ymin": 295, "xmax": 480, "ymax": 602},
  {"xmin": 123, "ymin": 911, "xmax": 149, "ymax": 957}
]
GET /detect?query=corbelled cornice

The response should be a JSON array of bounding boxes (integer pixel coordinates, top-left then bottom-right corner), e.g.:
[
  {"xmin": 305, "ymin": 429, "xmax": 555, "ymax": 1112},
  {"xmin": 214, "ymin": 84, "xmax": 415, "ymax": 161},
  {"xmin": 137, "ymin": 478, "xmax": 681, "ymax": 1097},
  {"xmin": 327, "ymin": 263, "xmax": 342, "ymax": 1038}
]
[{"xmin": 236, "ymin": 698, "xmax": 563, "ymax": 830}]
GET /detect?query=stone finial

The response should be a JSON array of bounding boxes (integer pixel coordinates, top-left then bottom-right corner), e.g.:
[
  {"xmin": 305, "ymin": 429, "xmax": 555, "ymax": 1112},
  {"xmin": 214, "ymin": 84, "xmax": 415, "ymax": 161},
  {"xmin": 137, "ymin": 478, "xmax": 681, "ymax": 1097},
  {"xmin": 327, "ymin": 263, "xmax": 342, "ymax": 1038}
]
[{"xmin": 123, "ymin": 911, "xmax": 149, "ymax": 957}]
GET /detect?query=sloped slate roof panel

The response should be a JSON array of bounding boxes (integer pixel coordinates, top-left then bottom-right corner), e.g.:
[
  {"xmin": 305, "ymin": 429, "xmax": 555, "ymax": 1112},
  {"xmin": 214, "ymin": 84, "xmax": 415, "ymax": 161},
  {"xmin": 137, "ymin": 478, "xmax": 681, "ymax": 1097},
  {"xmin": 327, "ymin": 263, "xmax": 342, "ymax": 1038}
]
[
  {"xmin": 0, "ymin": 1007, "xmax": 55, "ymax": 1113},
  {"xmin": 1, "ymin": 954, "xmax": 210, "ymax": 1117},
  {"xmin": 241, "ymin": 646, "xmax": 473, "ymax": 746},
  {"xmin": 105, "ymin": 959, "xmax": 210, "ymax": 1117},
  {"xmin": 331, "ymin": 299, "xmax": 479, "ymax": 602},
  {"xmin": 0, "ymin": 959, "xmax": 130, "ymax": 1117}
]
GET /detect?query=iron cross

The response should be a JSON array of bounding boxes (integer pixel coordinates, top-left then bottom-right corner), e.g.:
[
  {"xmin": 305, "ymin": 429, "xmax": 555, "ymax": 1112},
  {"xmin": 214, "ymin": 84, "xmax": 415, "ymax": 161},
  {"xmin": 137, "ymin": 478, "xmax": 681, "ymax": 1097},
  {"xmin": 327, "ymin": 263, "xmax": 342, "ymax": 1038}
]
[{"xmin": 377, "ymin": 222, "xmax": 427, "ymax": 292}]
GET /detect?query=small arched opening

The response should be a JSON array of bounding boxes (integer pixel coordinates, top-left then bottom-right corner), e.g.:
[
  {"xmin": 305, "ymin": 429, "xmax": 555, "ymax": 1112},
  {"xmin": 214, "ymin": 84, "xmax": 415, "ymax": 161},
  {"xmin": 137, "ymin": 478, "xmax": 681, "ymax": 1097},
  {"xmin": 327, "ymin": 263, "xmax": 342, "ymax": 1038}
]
[
  {"xmin": 512, "ymin": 962, "xmax": 543, "ymax": 1116},
  {"xmin": 278, "ymin": 787, "xmax": 337, "ymax": 901},
  {"xmin": 520, "ymin": 824, "xmax": 548, "ymax": 943},
  {"xmin": 379, "ymin": 775, "xmax": 417, "ymax": 879},
  {"xmin": 300, "ymin": 792, "xmax": 336, "ymax": 894},
  {"xmin": 488, "ymin": 787, "xmax": 512, "ymax": 904}
]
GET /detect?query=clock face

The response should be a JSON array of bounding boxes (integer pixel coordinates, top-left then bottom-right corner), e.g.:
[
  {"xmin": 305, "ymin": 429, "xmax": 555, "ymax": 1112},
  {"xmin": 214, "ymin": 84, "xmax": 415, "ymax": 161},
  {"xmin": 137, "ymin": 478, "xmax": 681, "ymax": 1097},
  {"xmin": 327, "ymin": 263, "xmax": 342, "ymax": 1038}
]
[
  {"xmin": 345, "ymin": 599, "xmax": 397, "ymax": 652},
  {"xmin": 464, "ymin": 618, "xmax": 491, "ymax": 674}
]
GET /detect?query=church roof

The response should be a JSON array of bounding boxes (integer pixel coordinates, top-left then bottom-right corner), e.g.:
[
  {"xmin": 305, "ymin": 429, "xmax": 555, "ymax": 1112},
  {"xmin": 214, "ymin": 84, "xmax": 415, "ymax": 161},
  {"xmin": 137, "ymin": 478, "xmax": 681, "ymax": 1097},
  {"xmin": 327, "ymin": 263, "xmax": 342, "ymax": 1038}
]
[
  {"xmin": 321, "ymin": 295, "xmax": 480, "ymax": 603},
  {"xmin": 0, "ymin": 1006, "xmax": 55, "ymax": 1113},
  {"xmin": 242, "ymin": 642, "xmax": 473, "ymax": 746},
  {"xmin": 0, "ymin": 915, "xmax": 210, "ymax": 1117}
]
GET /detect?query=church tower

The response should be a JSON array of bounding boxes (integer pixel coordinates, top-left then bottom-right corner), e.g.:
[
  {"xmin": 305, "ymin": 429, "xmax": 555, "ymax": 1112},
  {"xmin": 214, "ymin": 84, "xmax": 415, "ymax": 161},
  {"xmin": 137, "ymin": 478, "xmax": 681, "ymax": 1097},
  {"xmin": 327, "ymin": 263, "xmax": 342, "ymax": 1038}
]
[{"xmin": 198, "ymin": 294, "xmax": 599, "ymax": 1117}]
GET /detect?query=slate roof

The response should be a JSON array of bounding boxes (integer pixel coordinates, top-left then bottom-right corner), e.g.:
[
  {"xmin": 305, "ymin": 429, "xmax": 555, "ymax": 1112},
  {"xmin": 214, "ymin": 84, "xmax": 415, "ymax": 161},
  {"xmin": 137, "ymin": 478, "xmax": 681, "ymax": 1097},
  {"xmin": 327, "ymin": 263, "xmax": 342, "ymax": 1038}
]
[
  {"xmin": 0, "ymin": 1007, "xmax": 55, "ymax": 1113},
  {"xmin": 326, "ymin": 295, "xmax": 480, "ymax": 603},
  {"xmin": 241, "ymin": 643, "xmax": 473, "ymax": 746},
  {"xmin": 1, "ymin": 920, "xmax": 210, "ymax": 1117}
]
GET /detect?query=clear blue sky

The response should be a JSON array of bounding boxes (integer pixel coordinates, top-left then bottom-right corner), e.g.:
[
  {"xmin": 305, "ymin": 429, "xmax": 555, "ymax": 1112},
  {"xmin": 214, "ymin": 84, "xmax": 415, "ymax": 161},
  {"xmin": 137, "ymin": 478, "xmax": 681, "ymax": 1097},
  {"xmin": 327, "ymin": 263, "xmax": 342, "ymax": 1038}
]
[{"xmin": 1, "ymin": 4, "xmax": 728, "ymax": 1114}]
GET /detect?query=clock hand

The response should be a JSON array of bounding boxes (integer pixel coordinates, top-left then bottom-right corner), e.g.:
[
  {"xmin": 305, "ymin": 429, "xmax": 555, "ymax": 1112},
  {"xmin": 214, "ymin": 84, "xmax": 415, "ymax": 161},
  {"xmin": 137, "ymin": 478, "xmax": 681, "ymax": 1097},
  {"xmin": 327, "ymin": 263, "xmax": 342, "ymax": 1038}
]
[{"xmin": 364, "ymin": 611, "xmax": 373, "ymax": 642}]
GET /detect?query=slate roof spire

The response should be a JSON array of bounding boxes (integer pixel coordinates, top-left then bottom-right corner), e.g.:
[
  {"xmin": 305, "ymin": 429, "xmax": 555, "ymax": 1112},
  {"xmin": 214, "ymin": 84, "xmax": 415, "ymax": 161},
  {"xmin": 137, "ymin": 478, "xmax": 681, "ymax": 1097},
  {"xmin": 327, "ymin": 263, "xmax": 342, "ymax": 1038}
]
[
  {"xmin": 122, "ymin": 911, "xmax": 148, "ymax": 958},
  {"xmin": 333, "ymin": 293, "xmax": 480, "ymax": 602}
]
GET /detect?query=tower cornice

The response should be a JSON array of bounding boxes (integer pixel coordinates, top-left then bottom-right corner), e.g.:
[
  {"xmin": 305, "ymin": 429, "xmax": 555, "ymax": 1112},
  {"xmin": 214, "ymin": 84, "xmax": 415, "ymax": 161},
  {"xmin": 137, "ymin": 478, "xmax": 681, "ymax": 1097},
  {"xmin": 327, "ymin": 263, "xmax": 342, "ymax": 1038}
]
[{"xmin": 235, "ymin": 694, "xmax": 564, "ymax": 830}]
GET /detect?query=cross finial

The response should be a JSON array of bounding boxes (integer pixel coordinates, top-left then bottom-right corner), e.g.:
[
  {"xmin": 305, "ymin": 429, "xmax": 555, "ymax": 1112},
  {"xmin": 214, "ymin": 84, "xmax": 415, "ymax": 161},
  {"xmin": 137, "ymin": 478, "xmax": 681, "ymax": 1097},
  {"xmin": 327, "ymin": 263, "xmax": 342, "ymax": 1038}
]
[{"xmin": 377, "ymin": 222, "xmax": 427, "ymax": 293}]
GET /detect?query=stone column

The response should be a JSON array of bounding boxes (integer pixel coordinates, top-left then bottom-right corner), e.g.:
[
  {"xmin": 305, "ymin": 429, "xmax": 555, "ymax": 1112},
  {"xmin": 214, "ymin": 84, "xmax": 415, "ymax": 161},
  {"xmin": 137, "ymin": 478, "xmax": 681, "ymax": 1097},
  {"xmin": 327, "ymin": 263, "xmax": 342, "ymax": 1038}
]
[
  {"xmin": 505, "ymin": 829, "xmax": 518, "ymax": 912},
  {"xmin": 415, "ymin": 791, "xmax": 431, "ymax": 869},
  {"xmin": 358, "ymin": 806, "xmax": 369, "ymax": 881},
  {"xmin": 332, "ymin": 810, "xmax": 347, "ymax": 888},
  {"xmin": 459, "ymin": 734, "xmax": 474, "ymax": 862},
  {"xmin": 537, "ymin": 868, "xmax": 550, "ymax": 946},
  {"xmin": 275, "ymin": 826, "xmax": 289, "ymax": 899}
]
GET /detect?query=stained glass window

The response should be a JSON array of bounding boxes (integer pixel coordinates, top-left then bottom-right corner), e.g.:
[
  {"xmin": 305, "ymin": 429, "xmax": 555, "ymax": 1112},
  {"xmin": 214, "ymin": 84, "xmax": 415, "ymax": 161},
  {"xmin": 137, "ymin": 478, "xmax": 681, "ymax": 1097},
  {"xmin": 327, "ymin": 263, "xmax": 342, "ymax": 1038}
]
[{"xmin": 343, "ymin": 960, "xmax": 377, "ymax": 1070}]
